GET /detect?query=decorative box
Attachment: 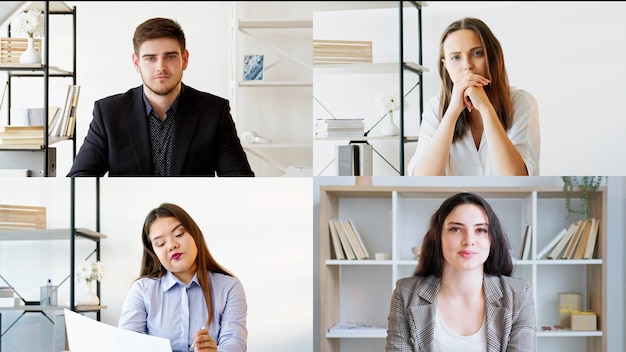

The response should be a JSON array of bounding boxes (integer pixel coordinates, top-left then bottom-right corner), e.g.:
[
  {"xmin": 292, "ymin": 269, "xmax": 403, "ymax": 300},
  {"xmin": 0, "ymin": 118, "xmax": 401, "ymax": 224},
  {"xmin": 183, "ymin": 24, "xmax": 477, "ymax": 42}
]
[
  {"xmin": 558, "ymin": 292, "xmax": 582, "ymax": 327},
  {"xmin": 571, "ymin": 311, "xmax": 597, "ymax": 331}
]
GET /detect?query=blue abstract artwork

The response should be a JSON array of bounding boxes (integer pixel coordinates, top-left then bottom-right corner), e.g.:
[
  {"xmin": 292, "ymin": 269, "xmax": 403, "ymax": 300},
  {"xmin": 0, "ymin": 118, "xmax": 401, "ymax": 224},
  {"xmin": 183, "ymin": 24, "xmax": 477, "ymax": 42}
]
[{"xmin": 243, "ymin": 54, "xmax": 264, "ymax": 80}]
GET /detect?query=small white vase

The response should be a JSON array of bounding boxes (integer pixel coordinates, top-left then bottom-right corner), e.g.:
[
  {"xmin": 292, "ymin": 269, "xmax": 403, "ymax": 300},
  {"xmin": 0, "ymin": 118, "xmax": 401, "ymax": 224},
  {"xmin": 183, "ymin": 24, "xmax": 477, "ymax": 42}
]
[
  {"xmin": 76, "ymin": 280, "xmax": 100, "ymax": 306},
  {"xmin": 19, "ymin": 37, "xmax": 42, "ymax": 64},
  {"xmin": 379, "ymin": 111, "xmax": 399, "ymax": 136}
]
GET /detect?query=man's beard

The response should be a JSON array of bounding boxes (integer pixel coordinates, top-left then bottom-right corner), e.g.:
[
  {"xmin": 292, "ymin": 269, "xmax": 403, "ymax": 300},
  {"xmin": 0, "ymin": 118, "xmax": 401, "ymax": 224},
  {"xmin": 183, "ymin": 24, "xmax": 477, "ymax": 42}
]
[{"xmin": 143, "ymin": 76, "xmax": 180, "ymax": 96}]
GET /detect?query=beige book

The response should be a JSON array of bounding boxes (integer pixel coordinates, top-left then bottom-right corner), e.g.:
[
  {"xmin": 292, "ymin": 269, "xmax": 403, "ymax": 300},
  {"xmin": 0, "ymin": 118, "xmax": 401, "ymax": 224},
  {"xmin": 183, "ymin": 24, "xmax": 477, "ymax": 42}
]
[
  {"xmin": 583, "ymin": 218, "xmax": 600, "ymax": 259},
  {"xmin": 547, "ymin": 220, "xmax": 580, "ymax": 259},
  {"xmin": 334, "ymin": 219, "xmax": 356, "ymax": 260},
  {"xmin": 562, "ymin": 220, "xmax": 588, "ymax": 259},
  {"xmin": 340, "ymin": 220, "xmax": 368, "ymax": 260},
  {"xmin": 328, "ymin": 219, "xmax": 345, "ymax": 260}
]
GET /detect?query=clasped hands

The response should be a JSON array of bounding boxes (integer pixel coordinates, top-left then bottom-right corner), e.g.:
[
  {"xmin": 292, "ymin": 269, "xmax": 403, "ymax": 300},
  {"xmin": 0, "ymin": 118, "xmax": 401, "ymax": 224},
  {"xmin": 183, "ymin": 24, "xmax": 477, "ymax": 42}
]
[{"xmin": 453, "ymin": 72, "xmax": 491, "ymax": 113}]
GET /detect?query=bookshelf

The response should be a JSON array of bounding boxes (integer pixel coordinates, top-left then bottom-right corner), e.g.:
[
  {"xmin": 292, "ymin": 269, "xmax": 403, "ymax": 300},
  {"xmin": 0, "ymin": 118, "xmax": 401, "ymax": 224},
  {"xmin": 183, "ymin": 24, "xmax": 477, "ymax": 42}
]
[
  {"xmin": 228, "ymin": 2, "xmax": 312, "ymax": 176},
  {"xmin": 0, "ymin": 177, "xmax": 105, "ymax": 350},
  {"xmin": 317, "ymin": 182, "xmax": 607, "ymax": 352},
  {"xmin": 313, "ymin": 1, "xmax": 427, "ymax": 176},
  {"xmin": 0, "ymin": 1, "xmax": 77, "ymax": 176}
]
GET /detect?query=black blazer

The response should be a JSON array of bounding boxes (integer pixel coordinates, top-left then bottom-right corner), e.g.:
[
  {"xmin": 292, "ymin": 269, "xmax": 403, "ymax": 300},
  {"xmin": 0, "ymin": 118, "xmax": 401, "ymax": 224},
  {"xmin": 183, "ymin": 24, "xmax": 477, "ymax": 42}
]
[{"xmin": 67, "ymin": 84, "xmax": 254, "ymax": 177}]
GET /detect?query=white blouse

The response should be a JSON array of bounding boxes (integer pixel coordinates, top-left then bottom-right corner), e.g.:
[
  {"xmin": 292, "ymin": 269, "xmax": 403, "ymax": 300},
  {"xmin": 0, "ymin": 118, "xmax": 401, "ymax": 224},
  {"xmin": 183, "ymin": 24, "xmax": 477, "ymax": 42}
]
[
  {"xmin": 408, "ymin": 87, "xmax": 540, "ymax": 176},
  {"xmin": 433, "ymin": 305, "xmax": 487, "ymax": 352}
]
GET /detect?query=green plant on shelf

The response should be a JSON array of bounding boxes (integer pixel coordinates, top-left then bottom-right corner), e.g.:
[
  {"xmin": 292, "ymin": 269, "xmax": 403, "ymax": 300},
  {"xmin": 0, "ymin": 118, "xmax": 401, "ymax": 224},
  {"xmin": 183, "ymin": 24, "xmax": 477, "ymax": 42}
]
[{"xmin": 561, "ymin": 176, "xmax": 604, "ymax": 219}]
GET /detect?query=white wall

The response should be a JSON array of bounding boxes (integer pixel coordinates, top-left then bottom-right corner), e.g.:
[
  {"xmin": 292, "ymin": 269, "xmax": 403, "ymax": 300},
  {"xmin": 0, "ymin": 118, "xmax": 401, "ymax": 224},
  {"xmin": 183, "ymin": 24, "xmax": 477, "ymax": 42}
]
[
  {"xmin": 0, "ymin": 177, "xmax": 313, "ymax": 352},
  {"xmin": 313, "ymin": 1, "xmax": 626, "ymax": 175}
]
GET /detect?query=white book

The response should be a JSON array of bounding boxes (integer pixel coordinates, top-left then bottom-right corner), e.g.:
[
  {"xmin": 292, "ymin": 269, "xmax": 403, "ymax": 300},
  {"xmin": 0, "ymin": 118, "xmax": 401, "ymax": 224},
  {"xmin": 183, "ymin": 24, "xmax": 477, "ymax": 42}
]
[
  {"xmin": 547, "ymin": 220, "xmax": 580, "ymax": 259},
  {"xmin": 537, "ymin": 227, "xmax": 567, "ymax": 259}
]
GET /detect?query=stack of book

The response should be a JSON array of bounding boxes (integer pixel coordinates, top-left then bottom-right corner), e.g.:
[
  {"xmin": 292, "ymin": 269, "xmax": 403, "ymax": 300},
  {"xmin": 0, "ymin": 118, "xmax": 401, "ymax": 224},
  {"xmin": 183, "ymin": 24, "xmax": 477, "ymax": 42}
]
[
  {"xmin": 0, "ymin": 286, "xmax": 17, "ymax": 307},
  {"xmin": 315, "ymin": 118, "xmax": 364, "ymax": 138},
  {"xmin": 538, "ymin": 218, "xmax": 600, "ymax": 260},
  {"xmin": 0, "ymin": 125, "xmax": 45, "ymax": 146},
  {"xmin": 328, "ymin": 218, "xmax": 370, "ymax": 260}
]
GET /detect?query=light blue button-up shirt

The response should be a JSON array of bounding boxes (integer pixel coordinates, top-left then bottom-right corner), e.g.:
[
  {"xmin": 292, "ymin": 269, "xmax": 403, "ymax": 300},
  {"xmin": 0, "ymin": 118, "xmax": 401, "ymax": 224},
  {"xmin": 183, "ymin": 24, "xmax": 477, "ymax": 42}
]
[{"xmin": 118, "ymin": 270, "xmax": 247, "ymax": 352}]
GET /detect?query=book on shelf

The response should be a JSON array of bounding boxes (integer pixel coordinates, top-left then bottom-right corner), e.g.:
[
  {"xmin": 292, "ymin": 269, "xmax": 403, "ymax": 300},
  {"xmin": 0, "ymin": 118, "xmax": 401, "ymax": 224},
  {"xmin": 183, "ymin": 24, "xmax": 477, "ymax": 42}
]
[
  {"xmin": 339, "ymin": 220, "xmax": 367, "ymax": 260},
  {"xmin": 0, "ymin": 286, "xmax": 14, "ymax": 297},
  {"xmin": 547, "ymin": 220, "xmax": 581, "ymax": 259},
  {"xmin": 583, "ymin": 217, "xmax": 600, "ymax": 259},
  {"xmin": 0, "ymin": 125, "xmax": 44, "ymax": 146},
  {"xmin": 345, "ymin": 219, "xmax": 369, "ymax": 259},
  {"xmin": 331, "ymin": 219, "xmax": 356, "ymax": 260},
  {"xmin": 561, "ymin": 219, "xmax": 587, "ymax": 259},
  {"xmin": 328, "ymin": 219, "xmax": 346, "ymax": 260},
  {"xmin": 52, "ymin": 84, "xmax": 80, "ymax": 138},
  {"xmin": 9, "ymin": 107, "xmax": 45, "ymax": 126},
  {"xmin": 519, "ymin": 224, "xmax": 532, "ymax": 260},
  {"xmin": 314, "ymin": 118, "xmax": 364, "ymax": 138},
  {"xmin": 327, "ymin": 322, "xmax": 386, "ymax": 337},
  {"xmin": 537, "ymin": 227, "xmax": 567, "ymax": 259},
  {"xmin": 573, "ymin": 219, "xmax": 594, "ymax": 259}
]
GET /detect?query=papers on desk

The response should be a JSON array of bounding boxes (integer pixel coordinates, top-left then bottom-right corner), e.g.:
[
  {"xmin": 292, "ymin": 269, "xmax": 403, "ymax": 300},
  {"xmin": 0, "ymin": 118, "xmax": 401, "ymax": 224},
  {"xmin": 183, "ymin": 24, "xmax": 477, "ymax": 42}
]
[{"xmin": 64, "ymin": 309, "xmax": 172, "ymax": 352}]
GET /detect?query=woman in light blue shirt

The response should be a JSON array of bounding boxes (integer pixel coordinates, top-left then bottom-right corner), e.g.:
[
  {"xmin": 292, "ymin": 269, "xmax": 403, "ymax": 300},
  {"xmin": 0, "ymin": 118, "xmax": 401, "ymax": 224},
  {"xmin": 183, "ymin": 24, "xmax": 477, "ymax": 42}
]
[{"xmin": 119, "ymin": 203, "xmax": 247, "ymax": 352}]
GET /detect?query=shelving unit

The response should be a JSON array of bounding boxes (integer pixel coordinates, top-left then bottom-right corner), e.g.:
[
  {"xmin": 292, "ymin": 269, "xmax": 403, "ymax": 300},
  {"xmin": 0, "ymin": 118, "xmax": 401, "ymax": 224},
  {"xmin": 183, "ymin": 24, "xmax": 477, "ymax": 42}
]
[
  {"xmin": 313, "ymin": 1, "xmax": 427, "ymax": 176},
  {"xmin": 317, "ymin": 183, "xmax": 607, "ymax": 352},
  {"xmin": 228, "ymin": 2, "xmax": 312, "ymax": 176},
  {"xmin": 0, "ymin": 177, "xmax": 106, "ymax": 350},
  {"xmin": 0, "ymin": 1, "xmax": 77, "ymax": 176}
]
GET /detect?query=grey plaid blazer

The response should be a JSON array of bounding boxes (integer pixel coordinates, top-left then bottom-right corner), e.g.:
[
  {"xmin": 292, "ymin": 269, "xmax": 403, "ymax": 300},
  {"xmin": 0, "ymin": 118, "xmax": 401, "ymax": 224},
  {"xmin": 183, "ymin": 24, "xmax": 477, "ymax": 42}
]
[{"xmin": 386, "ymin": 275, "xmax": 536, "ymax": 352}]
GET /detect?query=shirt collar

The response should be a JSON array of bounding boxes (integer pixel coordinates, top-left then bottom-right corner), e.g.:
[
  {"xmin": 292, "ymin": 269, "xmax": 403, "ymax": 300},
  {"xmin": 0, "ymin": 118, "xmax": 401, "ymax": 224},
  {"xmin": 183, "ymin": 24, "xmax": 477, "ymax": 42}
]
[
  {"xmin": 142, "ymin": 86, "xmax": 180, "ymax": 117},
  {"xmin": 161, "ymin": 270, "xmax": 200, "ymax": 292}
]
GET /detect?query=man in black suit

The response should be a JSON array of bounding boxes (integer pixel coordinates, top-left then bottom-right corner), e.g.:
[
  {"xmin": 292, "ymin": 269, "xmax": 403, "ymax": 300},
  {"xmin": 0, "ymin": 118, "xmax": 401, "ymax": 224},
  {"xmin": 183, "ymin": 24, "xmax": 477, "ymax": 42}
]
[{"xmin": 67, "ymin": 17, "xmax": 254, "ymax": 177}]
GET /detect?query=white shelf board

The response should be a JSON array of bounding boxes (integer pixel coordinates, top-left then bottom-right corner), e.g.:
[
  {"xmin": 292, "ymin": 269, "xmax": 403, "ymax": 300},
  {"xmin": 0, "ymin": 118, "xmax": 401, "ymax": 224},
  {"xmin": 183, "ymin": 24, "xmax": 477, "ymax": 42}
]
[
  {"xmin": 243, "ymin": 143, "xmax": 311, "ymax": 150},
  {"xmin": 238, "ymin": 19, "xmax": 312, "ymax": 29},
  {"xmin": 0, "ymin": 304, "xmax": 107, "ymax": 312},
  {"xmin": 314, "ymin": 135, "xmax": 418, "ymax": 142},
  {"xmin": 313, "ymin": 1, "xmax": 426, "ymax": 12},
  {"xmin": 0, "ymin": 228, "xmax": 107, "ymax": 241},
  {"xmin": 326, "ymin": 323, "xmax": 387, "ymax": 338},
  {"xmin": 314, "ymin": 62, "xmax": 428, "ymax": 75},
  {"xmin": 238, "ymin": 81, "xmax": 312, "ymax": 87}
]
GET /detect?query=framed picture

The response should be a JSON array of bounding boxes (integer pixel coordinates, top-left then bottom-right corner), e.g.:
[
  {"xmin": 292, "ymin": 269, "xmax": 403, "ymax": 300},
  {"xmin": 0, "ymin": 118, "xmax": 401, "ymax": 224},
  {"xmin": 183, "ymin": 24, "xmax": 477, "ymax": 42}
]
[{"xmin": 243, "ymin": 54, "xmax": 264, "ymax": 80}]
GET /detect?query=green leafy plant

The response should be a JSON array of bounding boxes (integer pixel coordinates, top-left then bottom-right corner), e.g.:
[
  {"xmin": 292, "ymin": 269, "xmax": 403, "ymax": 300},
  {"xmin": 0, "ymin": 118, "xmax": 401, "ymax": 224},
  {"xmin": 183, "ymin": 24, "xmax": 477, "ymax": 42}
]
[{"xmin": 561, "ymin": 176, "xmax": 604, "ymax": 219}]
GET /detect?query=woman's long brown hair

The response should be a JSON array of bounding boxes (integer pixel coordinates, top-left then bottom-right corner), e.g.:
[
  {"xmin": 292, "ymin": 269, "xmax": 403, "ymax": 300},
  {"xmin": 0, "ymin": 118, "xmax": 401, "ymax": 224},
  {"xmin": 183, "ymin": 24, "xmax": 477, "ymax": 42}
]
[
  {"xmin": 140, "ymin": 203, "xmax": 234, "ymax": 328},
  {"xmin": 438, "ymin": 17, "xmax": 513, "ymax": 142}
]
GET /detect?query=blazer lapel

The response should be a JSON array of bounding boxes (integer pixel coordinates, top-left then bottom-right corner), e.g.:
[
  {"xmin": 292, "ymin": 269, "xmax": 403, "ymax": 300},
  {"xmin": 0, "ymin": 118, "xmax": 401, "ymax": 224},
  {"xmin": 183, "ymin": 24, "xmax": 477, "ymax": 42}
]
[
  {"xmin": 170, "ymin": 86, "xmax": 201, "ymax": 175},
  {"xmin": 123, "ymin": 88, "xmax": 153, "ymax": 174},
  {"xmin": 411, "ymin": 276, "xmax": 440, "ymax": 351},
  {"xmin": 484, "ymin": 276, "xmax": 508, "ymax": 352}
]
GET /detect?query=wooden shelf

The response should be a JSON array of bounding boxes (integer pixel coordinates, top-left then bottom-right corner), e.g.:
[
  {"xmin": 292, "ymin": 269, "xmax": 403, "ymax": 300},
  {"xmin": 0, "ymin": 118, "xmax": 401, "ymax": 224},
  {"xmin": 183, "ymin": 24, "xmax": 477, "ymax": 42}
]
[{"xmin": 317, "ymin": 183, "xmax": 608, "ymax": 352}]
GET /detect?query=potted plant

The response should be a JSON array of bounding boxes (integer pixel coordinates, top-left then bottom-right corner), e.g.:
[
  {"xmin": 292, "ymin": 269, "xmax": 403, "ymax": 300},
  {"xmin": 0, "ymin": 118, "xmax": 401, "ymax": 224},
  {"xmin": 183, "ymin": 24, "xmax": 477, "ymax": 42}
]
[{"xmin": 561, "ymin": 176, "xmax": 604, "ymax": 219}]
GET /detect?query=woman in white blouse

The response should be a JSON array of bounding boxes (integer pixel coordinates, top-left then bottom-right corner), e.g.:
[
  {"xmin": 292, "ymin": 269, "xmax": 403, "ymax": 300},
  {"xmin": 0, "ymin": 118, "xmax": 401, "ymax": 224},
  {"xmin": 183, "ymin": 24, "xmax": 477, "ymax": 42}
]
[{"xmin": 408, "ymin": 17, "xmax": 540, "ymax": 176}]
